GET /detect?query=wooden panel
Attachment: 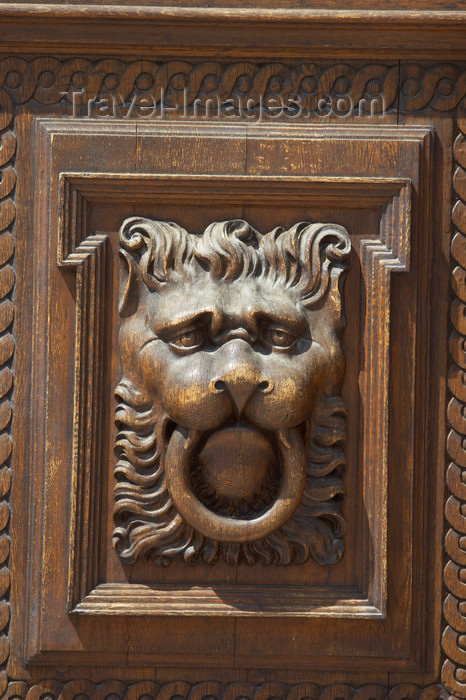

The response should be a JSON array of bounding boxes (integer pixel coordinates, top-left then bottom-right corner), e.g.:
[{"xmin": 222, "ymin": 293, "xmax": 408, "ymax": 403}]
[
  {"xmin": 1, "ymin": 55, "xmax": 462, "ymax": 699},
  {"xmin": 5, "ymin": 115, "xmax": 443, "ymax": 686}
]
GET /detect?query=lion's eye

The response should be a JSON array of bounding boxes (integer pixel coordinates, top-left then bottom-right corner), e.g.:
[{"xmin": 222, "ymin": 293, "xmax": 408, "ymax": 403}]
[
  {"xmin": 262, "ymin": 327, "xmax": 296, "ymax": 349},
  {"xmin": 170, "ymin": 328, "xmax": 205, "ymax": 351}
]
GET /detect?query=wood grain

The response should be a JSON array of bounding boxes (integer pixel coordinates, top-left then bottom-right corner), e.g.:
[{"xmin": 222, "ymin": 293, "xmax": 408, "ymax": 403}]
[
  {"xmin": 0, "ymin": 6, "xmax": 464, "ymax": 59},
  {"xmin": 6, "ymin": 114, "xmax": 438, "ymax": 686},
  {"xmin": 1, "ymin": 54, "xmax": 465, "ymax": 697}
]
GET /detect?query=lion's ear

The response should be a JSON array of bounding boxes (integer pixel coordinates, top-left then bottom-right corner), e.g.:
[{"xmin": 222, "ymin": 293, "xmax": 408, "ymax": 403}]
[
  {"xmin": 296, "ymin": 223, "xmax": 351, "ymax": 310},
  {"xmin": 118, "ymin": 249, "xmax": 140, "ymax": 318}
]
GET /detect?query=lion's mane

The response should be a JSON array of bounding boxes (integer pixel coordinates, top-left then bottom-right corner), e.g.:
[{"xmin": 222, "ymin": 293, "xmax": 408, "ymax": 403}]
[{"xmin": 113, "ymin": 387, "xmax": 346, "ymax": 566}]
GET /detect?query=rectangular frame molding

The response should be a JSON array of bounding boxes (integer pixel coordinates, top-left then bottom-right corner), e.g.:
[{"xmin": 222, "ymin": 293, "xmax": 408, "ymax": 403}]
[{"xmin": 57, "ymin": 169, "xmax": 412, "ymax": 621}]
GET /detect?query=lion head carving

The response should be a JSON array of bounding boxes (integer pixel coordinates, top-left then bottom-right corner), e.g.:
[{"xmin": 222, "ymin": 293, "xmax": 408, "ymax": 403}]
[{"xmin": 113, "ymin": 217, "xmax": 350, "ymax": 567}]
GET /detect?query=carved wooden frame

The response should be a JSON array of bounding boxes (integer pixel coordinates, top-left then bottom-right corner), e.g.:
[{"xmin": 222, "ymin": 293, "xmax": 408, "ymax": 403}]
[
  {"xmin": 0, "ymin": 56, "xmax": 464, "ymax": 698},
  {"xmin": 9, "ymin": 115, "xmax": 438, "ymax": 677},
  {"xmin": 60, "ymin": 169, "xmax": 410, "ymax": 620}
]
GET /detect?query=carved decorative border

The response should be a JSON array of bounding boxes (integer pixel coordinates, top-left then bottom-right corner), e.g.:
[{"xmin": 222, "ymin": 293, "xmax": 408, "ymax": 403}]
[
  {"xmin": 0, "ymin": 59, "xmax": 401, "ymax": 114},
  {"xmin": 0, "ymin": 59, "xmax": 463, "ymax": 116},
  {"xmin": 0, "ymin": 59, "xmax": 463, "ymax": 120},
  {"xmin": 0, "ymin": 68, "xmax": 15, "ymax": 699},
  {"xmin": 1, "ymin": 58, "xmax": 466, "ymax": 698},
  {"xmin": 444, "ymin": 116, "xmax": 466, "ymax": 698},
  {"xmin": 2, "ymin": 679, "xmax": 451, "ymax": 700}
]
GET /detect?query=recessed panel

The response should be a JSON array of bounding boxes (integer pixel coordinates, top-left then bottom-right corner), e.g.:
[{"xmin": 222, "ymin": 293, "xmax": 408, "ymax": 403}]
[{"xmin": 11, "ymin": 118, "xmax": 441, "ymax": 680}]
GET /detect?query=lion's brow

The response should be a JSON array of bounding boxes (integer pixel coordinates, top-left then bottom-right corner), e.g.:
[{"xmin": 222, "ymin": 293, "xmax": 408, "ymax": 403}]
[
  {"xmin": 152, "ymin": 305, "xmax": 308, "ymax": 341},
  {"xmin": 152, "ymin": 307, "xmax": 221, "ymax": 339}
]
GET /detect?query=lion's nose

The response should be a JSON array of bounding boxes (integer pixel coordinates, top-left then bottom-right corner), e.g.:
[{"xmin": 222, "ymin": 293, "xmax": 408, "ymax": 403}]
[{"xmin": 209, "ymin": 375, "xmax": 274, "ymax": 420}]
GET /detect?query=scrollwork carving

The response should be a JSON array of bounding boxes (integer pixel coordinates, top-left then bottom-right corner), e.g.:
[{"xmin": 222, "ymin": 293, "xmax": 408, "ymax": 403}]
[
  {"xmin": 0, "ymin": 58, "xmax": 399, "ymax": 116},
  {"xmin": 113, "ymin": 218, "xmax": 350, "ymax": 567},
  {"xmin": 444, "ymin": 117, "xmax": 466, "ymax": 698},
  {"xmin": 0, "ymin": 75, "xmax": 15, "ymax": 698},
  {"xmin": 399, "ymin": 64, "xmax": 466, "ymax": 112},
  {"xmin": 0, "ymin": 57, "xmax": 463, "ymax": 121},
  {"xmin": 11, "ymin": 679, "xmax": 450, "ymax": 700}
]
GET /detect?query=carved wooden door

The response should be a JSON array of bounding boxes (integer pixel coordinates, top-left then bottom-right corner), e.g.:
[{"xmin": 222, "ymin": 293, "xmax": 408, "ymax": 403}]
[{"xmin": 1, "ymin": 5, "xmax": 466, "ymax": 700}]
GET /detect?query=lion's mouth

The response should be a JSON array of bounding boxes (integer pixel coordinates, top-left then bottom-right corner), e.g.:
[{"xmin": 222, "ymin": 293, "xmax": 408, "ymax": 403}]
[
  {"xmin": 164, "ymin": 422, "xmax": 306, "ymax": 543},
  {"xmin": 189, "ymin": 423, "xmax": 282, "ymax": 518}
]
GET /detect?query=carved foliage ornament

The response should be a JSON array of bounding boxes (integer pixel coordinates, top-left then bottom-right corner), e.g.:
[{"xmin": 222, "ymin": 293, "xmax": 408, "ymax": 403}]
[{"xmin": 113, "ymin": 217, "xmax": 350, "ymax": 567}]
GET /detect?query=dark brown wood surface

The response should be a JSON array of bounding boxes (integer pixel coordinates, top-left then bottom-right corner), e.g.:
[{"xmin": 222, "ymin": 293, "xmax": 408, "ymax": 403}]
[
  {"xmin": 0, "ymin": 3, "xmax": 465, "ymax": 59},
  {"xmin": 0, "ymin": 15, "xmax": 464, "ymax": 700}
]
